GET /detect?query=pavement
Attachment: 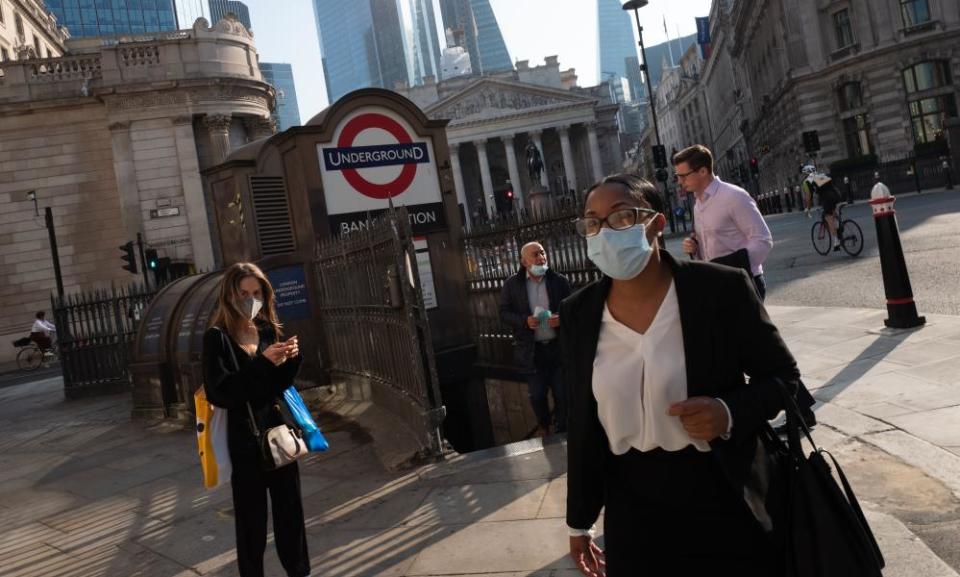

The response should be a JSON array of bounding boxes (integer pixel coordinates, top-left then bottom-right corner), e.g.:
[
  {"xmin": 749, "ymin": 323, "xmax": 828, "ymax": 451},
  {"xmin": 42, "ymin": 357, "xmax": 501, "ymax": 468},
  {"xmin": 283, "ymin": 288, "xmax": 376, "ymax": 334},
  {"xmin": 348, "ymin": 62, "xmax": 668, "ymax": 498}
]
[{"xmin": 1, "ymin": 305, "xmax": 960, "ymax": 577}]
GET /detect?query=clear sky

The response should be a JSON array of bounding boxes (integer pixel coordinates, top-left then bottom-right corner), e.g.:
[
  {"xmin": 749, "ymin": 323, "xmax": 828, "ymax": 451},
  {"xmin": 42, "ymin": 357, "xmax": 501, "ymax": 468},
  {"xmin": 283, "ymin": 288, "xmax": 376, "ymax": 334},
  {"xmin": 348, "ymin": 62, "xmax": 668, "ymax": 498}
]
[{"xmin": 224, "ymin": 0, "xmax": 713, "ymax": 123}]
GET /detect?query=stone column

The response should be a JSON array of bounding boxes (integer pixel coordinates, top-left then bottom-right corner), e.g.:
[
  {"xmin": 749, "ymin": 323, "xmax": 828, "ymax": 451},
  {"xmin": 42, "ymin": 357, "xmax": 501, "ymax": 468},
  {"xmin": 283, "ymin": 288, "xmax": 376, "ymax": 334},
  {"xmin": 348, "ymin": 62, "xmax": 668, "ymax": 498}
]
[
  {"xmin": 586, "ymin": 122, "xmax": 604, "ymax": 182},
  {"xmin": 244, "ymin": 115, "xmax": 277, "ymax": 141},
  {"xmin": 203, "ymin": 114, "xmax": 233, "ymax": 165},
  {"xmin": 529, "ymin": 130, "xmax": 549, "ymax": 188},
  {"xmin": 503, "ymin": 134, "xmax": 524, "ymax": 209},
  {"xmin": 475, "ymin": 139, "xmax": 497, "ymax": 217},
  {"xmin": 108, "ymin": 121, "xmax": 143, "ymax": 242},
  {"xmin": 558, "ymin": 125, "xmax": 578, "ymax": 193},
  {"xmin": 172, "ymin": 116, "xmax": 216, "ymax": 271},
  {"xmin": 449, "ymin": 144, "xmax": 471, "ymax": 231}
]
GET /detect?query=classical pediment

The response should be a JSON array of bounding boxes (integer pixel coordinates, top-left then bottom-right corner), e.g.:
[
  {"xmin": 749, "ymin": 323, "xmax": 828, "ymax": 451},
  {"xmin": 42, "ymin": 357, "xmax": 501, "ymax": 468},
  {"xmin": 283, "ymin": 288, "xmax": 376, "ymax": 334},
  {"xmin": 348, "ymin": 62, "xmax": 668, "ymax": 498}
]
[{"xmin": 425, "ymin": 79, "xmax": 596, "ymax": 123}]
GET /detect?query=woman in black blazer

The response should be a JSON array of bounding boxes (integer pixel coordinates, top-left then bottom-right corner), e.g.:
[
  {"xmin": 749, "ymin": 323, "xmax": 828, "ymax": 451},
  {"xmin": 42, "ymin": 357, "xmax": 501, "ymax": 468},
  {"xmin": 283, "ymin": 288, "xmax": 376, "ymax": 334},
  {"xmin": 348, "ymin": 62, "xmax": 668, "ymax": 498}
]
[
  {"xmin": 563, "ymin": 175, "xmax": 799, "ymax": 577},
  {"xmin": 202, "ymin": 262, "xmax": 310, "ymax": 577}
]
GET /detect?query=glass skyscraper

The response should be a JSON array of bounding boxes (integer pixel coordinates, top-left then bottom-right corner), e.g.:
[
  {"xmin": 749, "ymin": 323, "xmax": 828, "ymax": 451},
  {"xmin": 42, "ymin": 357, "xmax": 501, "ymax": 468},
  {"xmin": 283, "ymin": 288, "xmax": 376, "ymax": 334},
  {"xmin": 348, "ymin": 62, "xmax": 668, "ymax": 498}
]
[
  {"xmin": 260, "ymin": 62, "xmax": 301, "ymax": 131},
  {"xmin": 407, "ymin": 0, "xmax": 442, "ymax": 84},
  {"xmin": 439, "ymin": 0, "xmax": 511, "ymax": 75},
  {"xmin": 314, "ymin": 0, "xmax": 415, "ymax": 103},
  {"xmin": 209, "ymin": 0, "xmax": 250, "ymax": 28},
  {"xmin": 597, "ymin": 0, "xmax": 641, "ymax": 102},
  {"xmin": 44, "ymin": 0, "xmax": 178, "ymax": 37}
]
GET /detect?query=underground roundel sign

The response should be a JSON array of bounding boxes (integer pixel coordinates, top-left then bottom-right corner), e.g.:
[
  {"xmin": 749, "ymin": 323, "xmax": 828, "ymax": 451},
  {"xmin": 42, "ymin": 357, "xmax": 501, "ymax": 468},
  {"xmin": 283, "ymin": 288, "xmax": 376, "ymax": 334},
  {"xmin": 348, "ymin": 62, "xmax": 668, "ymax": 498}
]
[{"xmin": 318, "ymin": 107, "xmax": 445, "ymax": 236}]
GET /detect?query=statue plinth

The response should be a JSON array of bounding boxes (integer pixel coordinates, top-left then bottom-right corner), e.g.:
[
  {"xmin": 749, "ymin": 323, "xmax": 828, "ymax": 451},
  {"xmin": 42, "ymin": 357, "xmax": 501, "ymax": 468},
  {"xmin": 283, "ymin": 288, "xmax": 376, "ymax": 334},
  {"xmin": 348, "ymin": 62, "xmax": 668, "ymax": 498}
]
[{"xmin": 527, "ymin": 183, "xmax": 551, "ymax": 215}]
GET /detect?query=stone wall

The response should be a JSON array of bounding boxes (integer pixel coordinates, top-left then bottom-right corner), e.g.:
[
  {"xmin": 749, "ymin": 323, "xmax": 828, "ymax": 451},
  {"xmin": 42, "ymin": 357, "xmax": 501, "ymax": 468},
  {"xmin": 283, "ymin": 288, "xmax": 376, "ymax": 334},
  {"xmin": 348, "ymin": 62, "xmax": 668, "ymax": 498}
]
[
  {"xmin": 0, "ymin": 18, "xmax": 274, "ymax": 363},
  {"xmin": 484, "ymin": 377, "xmax": 541, "ymax": 445}
]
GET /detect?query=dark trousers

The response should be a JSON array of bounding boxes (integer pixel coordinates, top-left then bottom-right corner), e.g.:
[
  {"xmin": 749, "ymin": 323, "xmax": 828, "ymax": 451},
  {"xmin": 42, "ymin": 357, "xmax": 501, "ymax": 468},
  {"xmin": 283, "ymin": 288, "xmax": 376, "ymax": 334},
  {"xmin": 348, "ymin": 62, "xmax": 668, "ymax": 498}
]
[
  {"xmin": 753, "ymin": 274, "xmax": 767, "ymax": 301},
  {"xmin": 525, "ymin": 340, "xmax": 566, "ymax": 432},
  {"xmin": 603, "ymin": 447, "xmax": 779, "ymax": 577},
  {"xmin": 231, "ymin": 461, "xmax": 310, "ymax": 577}
]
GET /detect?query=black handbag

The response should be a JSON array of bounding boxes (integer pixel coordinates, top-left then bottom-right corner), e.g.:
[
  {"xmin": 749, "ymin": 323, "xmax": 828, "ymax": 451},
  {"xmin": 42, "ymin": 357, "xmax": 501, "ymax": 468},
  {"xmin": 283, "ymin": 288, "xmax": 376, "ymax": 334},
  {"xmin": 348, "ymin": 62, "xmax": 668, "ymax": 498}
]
[
  {"xmin": 710, "ymin": 247, "xmax": 752, "ymax": 274},
  {"xmin": 761, "ymin": 382, "xmax": 885, "ymax": 577}
]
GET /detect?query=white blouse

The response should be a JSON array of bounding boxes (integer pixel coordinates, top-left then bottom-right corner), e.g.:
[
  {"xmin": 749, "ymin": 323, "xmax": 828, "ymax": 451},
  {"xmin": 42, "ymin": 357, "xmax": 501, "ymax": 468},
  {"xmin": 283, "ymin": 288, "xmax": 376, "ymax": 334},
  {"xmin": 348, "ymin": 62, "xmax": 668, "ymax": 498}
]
[{"xmin": 591, "ymin": 281, "xmax": 711, "ymax": 454}]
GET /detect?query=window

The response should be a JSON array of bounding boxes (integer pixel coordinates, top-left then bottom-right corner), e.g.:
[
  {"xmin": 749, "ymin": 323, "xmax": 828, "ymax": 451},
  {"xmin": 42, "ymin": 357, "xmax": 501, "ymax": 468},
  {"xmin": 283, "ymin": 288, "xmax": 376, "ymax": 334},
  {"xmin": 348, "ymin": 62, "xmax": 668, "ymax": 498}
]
[
  {"xmin": 909, "ymin": 95, "xmax": 957, "ymax": 144},
  {"xmin": 903, "ymin": 61, "xmax": 951, "ymax": 94},
  {"xmin": 843, "ymin": 114, "xmax": 873, "ymax": 157},
  {"xmin": 15, "ymin": 13, "xmax": 24, "ymax": 39},
  {"xmin": 33, "ymin": 35, "xmax": 40, "ymax": 57},
  {"xmin": 838, "ymin": 82, "xmax": 863, "ymax": 111},
  {"xmin": 834, "ymin": 9, "xmax": 855, "ymax": 49},
  {"xmin": 1, "ymin": 48, "xmax": 8, "ymax": 62},
  {"xmin": 0, "ymin": 2, "xmax": 4, "ymax": 24},
  {"xmin": 901, "ymin": 0, "xmax": 931, "ymax": 27}
]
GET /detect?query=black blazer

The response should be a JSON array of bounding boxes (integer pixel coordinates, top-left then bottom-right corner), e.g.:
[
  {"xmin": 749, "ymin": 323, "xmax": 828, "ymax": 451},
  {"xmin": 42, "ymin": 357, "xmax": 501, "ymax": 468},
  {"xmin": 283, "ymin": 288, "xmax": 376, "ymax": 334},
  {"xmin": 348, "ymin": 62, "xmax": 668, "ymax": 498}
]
[
  {"xmin": 499, "ymin": 268, "xmax": 573, "ymax": 373},
  {"xmin": 562, "ymin": 251, "xmax": 801, "ymax": 530},
  {"xmin": 202, "ymin": 323, "xmax": 302, "ymax": 470}
]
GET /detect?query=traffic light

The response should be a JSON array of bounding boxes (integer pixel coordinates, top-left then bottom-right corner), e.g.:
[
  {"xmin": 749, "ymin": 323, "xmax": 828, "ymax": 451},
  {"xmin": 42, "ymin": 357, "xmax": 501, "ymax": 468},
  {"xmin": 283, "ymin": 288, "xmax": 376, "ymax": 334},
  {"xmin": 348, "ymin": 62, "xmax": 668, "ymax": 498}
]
[
  {"xmin": 652, "ymin": 144, "xmax": 668, "ymax": 169},
  {"xmin": 655, "ymin": 168, "xmax": 668, "ymax": 182},
  {"xmin": 145, "ymin": 248, "xmax": 159, "ymax": 271},
  {"xmin": 802, "ymin": 130, "xmax": 821, "ymax": 154},
  {"xmin": 750, "ymin": 157, "xmax": 759, "ymax": 177},
  {"xmin": 119, "ymin": 241, "xmax": 137, "ymax": 274}
]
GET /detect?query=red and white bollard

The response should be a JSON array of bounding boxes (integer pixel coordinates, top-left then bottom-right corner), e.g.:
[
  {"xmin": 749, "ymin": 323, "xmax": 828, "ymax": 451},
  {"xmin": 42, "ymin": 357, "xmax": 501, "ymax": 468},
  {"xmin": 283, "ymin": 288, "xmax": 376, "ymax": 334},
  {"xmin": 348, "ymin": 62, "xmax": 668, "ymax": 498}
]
[{"xmin": 870, "ymin": 182, "xmax": 925, "ymax": 328}]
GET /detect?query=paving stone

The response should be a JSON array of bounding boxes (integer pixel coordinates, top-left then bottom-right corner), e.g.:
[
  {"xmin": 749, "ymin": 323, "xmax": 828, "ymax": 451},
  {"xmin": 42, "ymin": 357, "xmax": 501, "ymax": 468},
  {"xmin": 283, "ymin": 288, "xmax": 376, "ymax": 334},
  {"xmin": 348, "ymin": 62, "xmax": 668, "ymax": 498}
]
[
  {"xmin": 404, "ymin": 480, "xmax": 548, "ymax": 526},
  {"xmin": 887, "ymin": 405, "xmax": 960, "ymax": 448}
]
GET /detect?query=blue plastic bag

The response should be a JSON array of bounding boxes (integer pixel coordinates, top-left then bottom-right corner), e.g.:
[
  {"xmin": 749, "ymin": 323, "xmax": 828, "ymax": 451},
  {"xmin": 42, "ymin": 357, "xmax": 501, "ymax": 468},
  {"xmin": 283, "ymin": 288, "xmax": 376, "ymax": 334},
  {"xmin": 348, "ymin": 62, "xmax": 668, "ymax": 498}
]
[{"xmin": 283, "ymin": 387, "xmax": 330, "ymax": 452}]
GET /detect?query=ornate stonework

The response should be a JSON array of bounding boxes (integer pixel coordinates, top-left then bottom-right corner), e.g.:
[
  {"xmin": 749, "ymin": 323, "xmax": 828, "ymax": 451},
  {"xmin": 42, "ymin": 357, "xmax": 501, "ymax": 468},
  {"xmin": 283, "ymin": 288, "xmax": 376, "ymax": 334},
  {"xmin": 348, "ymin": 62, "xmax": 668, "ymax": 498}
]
[{"xmin": 428, "ymin": 80, "xmax": 592, "ymax": 122}]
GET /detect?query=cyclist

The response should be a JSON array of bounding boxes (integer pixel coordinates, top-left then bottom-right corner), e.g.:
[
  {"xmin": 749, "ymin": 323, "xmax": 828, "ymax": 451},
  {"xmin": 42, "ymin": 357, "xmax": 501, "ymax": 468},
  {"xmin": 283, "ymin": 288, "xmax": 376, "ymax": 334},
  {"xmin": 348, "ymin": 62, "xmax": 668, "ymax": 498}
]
[
  {"xmin": 802, "ymin": 166, "xmax": 842, "ymax": 251},
  {"xmin": 30, "ymin": 311, "xmax": 56, "ymax": 353}
]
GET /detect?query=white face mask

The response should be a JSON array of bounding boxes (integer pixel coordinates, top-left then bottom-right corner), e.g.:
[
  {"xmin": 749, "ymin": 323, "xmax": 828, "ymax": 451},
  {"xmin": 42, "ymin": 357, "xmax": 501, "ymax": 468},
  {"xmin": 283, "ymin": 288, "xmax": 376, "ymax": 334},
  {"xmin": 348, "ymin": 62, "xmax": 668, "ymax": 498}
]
[
  {"xmin": 241, "ymin": 297, "xmax": 263, "ymax": 321},
  {"xmin": 586, "ymin": 223, "xmax": 655, "ymax": 280}
]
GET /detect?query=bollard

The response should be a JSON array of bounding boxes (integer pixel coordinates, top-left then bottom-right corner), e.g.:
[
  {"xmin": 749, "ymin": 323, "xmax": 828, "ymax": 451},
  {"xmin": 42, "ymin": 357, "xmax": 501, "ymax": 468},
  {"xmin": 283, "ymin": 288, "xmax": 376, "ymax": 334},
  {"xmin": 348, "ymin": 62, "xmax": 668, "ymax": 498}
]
[{"xmin": 870, "ymin": 182, "xmax": 925, "ymax": 329}]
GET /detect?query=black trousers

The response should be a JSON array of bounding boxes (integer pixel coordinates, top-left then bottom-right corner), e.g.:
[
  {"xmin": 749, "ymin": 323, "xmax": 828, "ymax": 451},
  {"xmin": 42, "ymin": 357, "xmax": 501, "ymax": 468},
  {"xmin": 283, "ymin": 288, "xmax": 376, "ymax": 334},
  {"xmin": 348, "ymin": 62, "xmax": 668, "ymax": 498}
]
[
  {"xmin": 603, "ymin": 447, "xmax": 780, "ymax": 577},
  {"xmin": 231, "ymin": 461, "xmax": 310, "ymax": 577}
]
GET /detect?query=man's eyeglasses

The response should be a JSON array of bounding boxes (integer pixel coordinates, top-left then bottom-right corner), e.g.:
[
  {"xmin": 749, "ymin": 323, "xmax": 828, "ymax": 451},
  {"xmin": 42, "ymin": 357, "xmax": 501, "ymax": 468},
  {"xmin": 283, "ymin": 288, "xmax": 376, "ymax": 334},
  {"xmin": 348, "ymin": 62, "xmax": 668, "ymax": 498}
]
[
  {"xmin": 675, "ymin": 169, "xmax": 697, "ymax": 180},
  {"xmin": 574, "ymin": 207, "xmax": 657, "ymax": 238}
]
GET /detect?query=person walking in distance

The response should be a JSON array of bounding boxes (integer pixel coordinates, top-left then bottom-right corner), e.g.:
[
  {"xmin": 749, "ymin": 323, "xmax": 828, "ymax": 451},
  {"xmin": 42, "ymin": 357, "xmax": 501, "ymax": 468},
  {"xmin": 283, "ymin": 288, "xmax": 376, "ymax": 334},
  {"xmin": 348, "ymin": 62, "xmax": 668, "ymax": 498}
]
[
  {"xmin": 500, "ymin": 241, "xmax": 573, "ymax": 436},
  {"xmin": 202, "ymin": 262, "xmax": 310, "ymax": 577},
  {"xmin": 676, "ymin": 145, "xmax": 773, "ymax": 300}
]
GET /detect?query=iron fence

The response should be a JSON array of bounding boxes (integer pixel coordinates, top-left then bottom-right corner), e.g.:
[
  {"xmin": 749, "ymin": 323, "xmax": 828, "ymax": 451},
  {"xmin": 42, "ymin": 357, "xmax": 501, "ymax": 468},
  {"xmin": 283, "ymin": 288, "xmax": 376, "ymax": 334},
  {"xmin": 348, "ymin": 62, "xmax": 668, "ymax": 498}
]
[
  {"xmin": 314, "ymin": 208, "xmax": 442, "ymax": 421},
  {"xmin": 52, "ymin": 283, "xmax": 156, "ymax": 398},
  {"xmin": 833, "ymin": 153, "xmax": 952, "ymax": 202},
  {"xmin": 463, "ymin": 200, "xmax": 600, "ymax": 375}
]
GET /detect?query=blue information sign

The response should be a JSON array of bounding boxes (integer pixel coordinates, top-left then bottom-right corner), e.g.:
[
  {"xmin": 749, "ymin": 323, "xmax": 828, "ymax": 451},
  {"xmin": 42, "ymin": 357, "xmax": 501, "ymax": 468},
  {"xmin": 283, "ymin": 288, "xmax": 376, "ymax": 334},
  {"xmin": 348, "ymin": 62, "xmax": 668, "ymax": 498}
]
[{"xmin": 267, "ymin": 265, "xmax": 311, "ymax": 322}]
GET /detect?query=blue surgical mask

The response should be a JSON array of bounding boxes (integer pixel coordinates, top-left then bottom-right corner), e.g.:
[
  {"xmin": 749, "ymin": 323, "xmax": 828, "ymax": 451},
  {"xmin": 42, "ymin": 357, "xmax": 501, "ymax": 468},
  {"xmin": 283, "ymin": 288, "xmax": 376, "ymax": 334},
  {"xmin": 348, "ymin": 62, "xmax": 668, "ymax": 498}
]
[
  {"xmin": 529, "ymin": 263, "xmax": 548, "ymax": 277},
  {"xmin": 586, "ymin": 224, "xmax": 654, "ymax": 280}
]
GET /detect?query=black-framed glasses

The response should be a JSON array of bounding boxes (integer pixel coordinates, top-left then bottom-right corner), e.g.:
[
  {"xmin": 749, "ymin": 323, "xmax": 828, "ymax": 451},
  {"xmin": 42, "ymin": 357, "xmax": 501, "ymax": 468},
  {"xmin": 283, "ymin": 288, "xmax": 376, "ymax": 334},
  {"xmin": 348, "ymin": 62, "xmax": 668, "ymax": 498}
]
[
  {"xmin": 675, "ymin": 169, "xmax": 697, "ymax": 180},
  {"xmin": 574, "ymin": 207, "xmax": 657, "ymax": 237}
]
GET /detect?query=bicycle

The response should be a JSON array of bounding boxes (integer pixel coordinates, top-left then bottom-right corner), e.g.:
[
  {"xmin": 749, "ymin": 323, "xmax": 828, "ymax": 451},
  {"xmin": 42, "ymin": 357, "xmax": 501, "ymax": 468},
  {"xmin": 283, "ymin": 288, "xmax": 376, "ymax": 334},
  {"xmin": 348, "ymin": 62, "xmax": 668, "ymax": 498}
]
[
  {"xmin": 811, "ymin": 202, "xmax": 864, "ymax": 257},
  {"xmin": 11, "ymin": 337, "xmax": 57, "ymax": 371}
]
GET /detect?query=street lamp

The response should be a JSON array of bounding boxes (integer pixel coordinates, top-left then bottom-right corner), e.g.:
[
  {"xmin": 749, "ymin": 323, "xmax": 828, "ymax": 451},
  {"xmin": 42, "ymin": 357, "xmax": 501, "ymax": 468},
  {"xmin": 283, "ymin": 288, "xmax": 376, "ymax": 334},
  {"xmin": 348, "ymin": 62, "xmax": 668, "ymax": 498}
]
[{"xmin": 622, "ymin": 1, "xmax": 662, "ymax": 150}]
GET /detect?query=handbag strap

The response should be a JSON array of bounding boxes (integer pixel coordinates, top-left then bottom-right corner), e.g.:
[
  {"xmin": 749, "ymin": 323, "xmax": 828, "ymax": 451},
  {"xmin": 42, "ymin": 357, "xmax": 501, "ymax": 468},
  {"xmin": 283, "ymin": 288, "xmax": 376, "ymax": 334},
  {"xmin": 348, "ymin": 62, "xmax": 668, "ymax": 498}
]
[
  {"xmin": 213, "ymin": 327, "xmax": 263, "ymax": 439},
  {"xmin": 774, "ymin": 377, "xmax": 819, "ymax": 456}
]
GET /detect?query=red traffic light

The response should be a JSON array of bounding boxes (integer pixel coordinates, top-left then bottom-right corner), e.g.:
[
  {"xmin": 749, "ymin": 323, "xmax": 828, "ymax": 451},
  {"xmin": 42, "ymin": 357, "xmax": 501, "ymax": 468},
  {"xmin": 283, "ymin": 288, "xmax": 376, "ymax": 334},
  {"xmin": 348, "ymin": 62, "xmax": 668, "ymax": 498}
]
[
  {"xmin": 506, "ymin": 190, "xmax": 513, "ymax": 199},
  {"xmin": 750, "ymin": 157, "xmax": 758, "ymax": 166}
]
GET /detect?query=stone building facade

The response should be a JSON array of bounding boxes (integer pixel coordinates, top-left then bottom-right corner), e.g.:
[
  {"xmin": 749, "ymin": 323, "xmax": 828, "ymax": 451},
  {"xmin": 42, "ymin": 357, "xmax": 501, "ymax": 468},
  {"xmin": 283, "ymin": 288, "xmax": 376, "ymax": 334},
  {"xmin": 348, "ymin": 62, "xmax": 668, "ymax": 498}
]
[
  {"xmin": 0, "ymin": 16, "xmax": 274, "ymax": 362},
  {"xmin": 0, "ymin": 0, "xmax": 68, "ymax": 63},
  {"xmin": 395, "ymin": 57, "xmax": 621, "ymax": 227},
  {"xmin": 730, "ymin": 0, "xmax": 960, "ymax": 193}
]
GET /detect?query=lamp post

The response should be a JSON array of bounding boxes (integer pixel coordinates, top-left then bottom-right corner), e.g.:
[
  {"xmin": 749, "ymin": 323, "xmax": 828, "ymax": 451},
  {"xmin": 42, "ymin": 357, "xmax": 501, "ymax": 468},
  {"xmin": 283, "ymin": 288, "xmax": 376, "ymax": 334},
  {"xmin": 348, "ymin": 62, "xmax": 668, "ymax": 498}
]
[{"xmin": 623, "ymin": 1, "xmax": 662, "ymax": 150}]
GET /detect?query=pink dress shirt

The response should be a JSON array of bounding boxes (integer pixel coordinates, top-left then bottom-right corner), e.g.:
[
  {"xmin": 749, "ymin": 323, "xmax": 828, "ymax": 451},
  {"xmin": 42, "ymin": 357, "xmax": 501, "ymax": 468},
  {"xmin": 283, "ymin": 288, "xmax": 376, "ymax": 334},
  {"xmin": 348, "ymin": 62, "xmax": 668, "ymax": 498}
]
[{"xmin": 693, "ymin": 177, "xmax": 773, "ymax": 276}]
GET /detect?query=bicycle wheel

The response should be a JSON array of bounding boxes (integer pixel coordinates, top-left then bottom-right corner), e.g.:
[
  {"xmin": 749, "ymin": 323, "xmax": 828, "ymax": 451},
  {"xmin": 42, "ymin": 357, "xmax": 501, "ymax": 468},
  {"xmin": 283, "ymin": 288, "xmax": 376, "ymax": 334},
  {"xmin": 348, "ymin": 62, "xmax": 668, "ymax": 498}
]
[
  {"xmin": 811, "ymin": 221, "xmax": 832, "ymax": 255},
  {"xmin": 840, "ymin": 219, "xmax": 864, "ymax": 256},
  {"xmin": 16, "ymin": 346, "xmax": 43, "ymax": 371}
]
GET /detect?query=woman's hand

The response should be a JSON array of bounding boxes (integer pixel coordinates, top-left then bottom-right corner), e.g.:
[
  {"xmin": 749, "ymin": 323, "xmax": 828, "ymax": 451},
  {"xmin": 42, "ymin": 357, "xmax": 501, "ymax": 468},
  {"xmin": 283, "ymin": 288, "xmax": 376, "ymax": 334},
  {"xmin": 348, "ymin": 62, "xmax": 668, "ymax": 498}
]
[
  {"xmin": 262, "ymin": 337, "xmax": 298, "ymax": 366},
  {"xmin": 667, "ymin": 397, "xmax": 730, "ymax": 441},
  {"xmin": 570, "ymin": 535, "xmax": 605, "ymax": 576}
]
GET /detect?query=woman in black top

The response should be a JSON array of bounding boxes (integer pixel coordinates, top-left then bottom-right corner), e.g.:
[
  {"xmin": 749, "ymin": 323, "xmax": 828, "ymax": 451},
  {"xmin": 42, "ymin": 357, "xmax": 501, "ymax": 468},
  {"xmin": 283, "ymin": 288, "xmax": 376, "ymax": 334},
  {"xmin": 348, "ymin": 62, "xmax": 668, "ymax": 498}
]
[
  {"xmin": 564, "ymin": 175, "xmax": 799, "ymax": 577},
  {"xmin": 202, "ymin": 262, "xmax": 310, "ymax": 577}
]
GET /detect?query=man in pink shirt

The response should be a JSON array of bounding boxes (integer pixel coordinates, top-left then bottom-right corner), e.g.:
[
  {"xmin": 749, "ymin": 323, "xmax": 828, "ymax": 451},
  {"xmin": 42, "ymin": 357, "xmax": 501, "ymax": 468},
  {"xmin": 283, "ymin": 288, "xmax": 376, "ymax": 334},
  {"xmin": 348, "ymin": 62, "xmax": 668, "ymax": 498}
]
[{"xmin": 675, "ymin": 145, "xmax": 773, "ymax": 299}]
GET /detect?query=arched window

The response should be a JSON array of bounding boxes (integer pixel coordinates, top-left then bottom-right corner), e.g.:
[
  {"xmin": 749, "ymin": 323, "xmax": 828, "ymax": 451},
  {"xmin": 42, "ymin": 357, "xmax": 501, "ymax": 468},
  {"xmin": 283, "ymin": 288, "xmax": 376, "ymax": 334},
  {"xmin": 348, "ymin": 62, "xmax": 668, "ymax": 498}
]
[
  {"xmin": 902, "ymin": 61, "xmax": 956, "ymax": 144},
  {"xmin": 15, "ymin": 13, "xmax": 25, "ymax": 39}
]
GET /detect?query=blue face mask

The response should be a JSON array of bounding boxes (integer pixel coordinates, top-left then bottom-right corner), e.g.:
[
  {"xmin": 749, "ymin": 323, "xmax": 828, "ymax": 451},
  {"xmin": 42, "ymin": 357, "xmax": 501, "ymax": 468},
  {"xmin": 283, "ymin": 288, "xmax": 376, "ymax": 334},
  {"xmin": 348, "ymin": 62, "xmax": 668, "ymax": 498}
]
[
  {"xmin": 529, "ymin": 263, "xmax": 548, "ymax": 277},
  {"xmin": 586, "ymin": 224, "xmax": 654, "ymax": 280}
]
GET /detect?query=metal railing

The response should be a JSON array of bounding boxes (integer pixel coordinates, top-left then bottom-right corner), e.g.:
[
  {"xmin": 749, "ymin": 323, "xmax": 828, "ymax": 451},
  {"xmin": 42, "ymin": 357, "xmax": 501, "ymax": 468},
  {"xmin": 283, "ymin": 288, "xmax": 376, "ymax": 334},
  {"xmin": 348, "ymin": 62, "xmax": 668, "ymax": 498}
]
[
  {"xmin": 52, "ymin": 283, "xmax": 156, "ymax": 398},
  {"xmin": 463, "ymin": 200, "xmax": 600, "ymax": 375}
]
